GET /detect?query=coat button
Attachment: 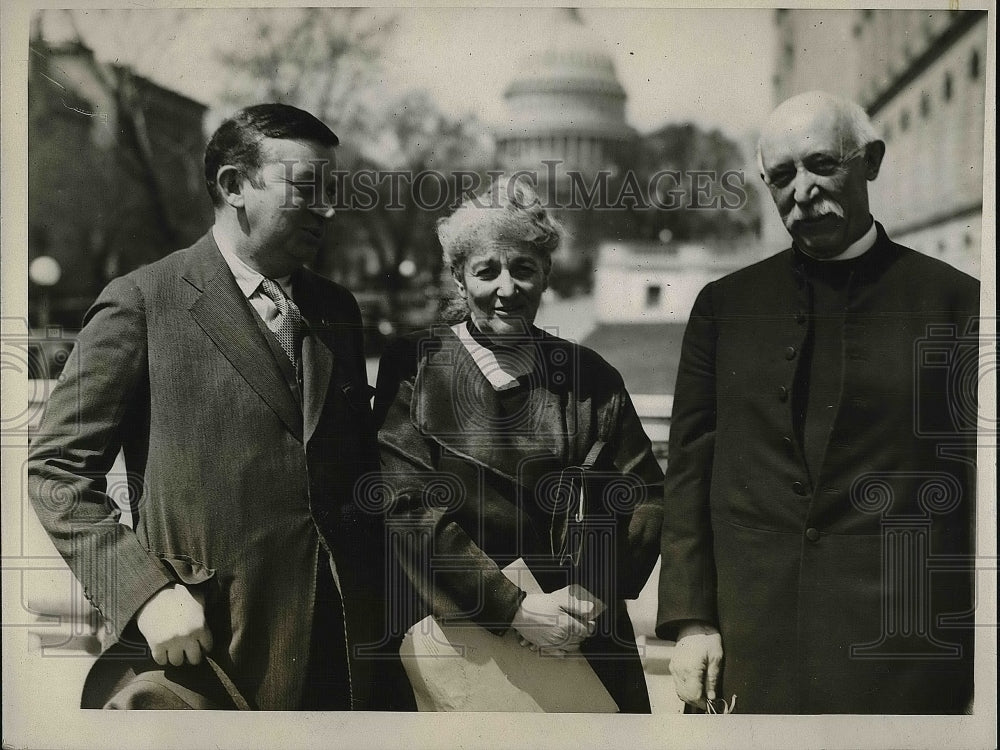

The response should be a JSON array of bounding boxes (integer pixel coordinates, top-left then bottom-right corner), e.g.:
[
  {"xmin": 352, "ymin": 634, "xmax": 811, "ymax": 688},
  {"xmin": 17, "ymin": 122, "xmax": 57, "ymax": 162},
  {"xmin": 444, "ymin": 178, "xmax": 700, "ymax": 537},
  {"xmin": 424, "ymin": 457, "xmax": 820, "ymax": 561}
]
[
  {"xmin": 782, "ymin": 436, "xmax": 794, "ymax": 454},
  {"xmin": 778, "ymin": 385, "xmax": 789, "ymax": 402},
  {"xmin": 805, "ymin": 527, "xmax": 820, "ymax": 542},
  {"xmin": 792, "ymin": 481, "xmax": 808, "ymax": 496},
  {"xmin": 784, "ymin": 346, "xmax": 797, "ymax": 360}
]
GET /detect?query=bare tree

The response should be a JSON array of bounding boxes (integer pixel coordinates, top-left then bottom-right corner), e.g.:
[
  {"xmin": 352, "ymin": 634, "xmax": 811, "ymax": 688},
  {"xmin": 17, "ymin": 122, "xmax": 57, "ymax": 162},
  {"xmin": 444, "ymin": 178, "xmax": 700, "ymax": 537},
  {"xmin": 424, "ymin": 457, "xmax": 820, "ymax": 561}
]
[
  {"xmin": 347, "ymin": 90, "xmax": 491, "ymax": 324},
  {"xmin": 214, "ymin": 9, "xmax": 492, "ymax": 332},
  {"xmin": 216, "ymin": 8, "xmax": 394, "ymax": 143}
]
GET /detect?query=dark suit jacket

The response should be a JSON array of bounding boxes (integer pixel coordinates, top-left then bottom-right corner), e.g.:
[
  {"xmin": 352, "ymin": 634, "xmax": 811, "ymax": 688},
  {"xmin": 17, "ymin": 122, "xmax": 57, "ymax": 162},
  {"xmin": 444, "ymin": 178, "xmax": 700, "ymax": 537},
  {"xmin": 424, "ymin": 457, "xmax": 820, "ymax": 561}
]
[
  {"xmin": 28, "ymin": 232, "xmax": 392, "ymax": 710},
  {"xmin": 374, "ymin": 325, "xmax": 664, "ymax": 712},
  {"xmin": 656, "ymin": 224, "xmax": 979, "ymax": 713}
]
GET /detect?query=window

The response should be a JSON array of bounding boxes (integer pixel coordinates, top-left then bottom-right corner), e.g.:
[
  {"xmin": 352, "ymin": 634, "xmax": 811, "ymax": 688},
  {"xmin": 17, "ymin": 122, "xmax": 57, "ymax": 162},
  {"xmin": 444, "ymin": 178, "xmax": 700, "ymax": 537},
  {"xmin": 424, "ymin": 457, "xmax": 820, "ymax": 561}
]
[
  {"xmin": 883, "ymin": 123, "xmax": 892, "ymax": 142},
  {"xmin": 645, "ymin": 285, "xmax": 662, "ymax": 309},
  {"xmin": 970, "ymin": 50, "xmax": 980, "ymax": 80},
  {"xmin": 943, "ymin": 72, "xmax": 953, "ymax": 101},
  {"xmin": 920, "ymin": 93, "xmax": 930, "ymax": 118},
  {"xmin": 900, "ymin": 109, "xmax": 910, "ymax": 131}
]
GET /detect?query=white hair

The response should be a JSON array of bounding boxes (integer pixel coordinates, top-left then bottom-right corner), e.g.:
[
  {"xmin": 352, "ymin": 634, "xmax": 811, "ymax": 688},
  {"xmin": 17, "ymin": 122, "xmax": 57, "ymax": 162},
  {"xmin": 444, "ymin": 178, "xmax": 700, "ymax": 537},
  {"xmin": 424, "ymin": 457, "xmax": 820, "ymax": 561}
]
[
  {"xmin": 437, "ymin": 177, "xmax": 562, "ymax": 275},
  {"xmin": 756, "ymin": 91, "xmax": 881, "ymax": 178}
]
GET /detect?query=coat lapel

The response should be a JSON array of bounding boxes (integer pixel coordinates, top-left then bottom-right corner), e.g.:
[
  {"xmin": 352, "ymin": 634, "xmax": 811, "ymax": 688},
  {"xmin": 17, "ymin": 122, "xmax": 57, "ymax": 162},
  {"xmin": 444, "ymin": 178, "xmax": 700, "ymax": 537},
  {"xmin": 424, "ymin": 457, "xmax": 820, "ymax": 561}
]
[
  {"xmin": 183, "ymin": 233, "xmax": 303, "ymax": 441},
  {"xmin": 293, "ymin": 270, "xmax": 335, "ymax": 445},
  {"xmin": 301, "ymin": 333, "xmax": 333, "ymax": 444}
]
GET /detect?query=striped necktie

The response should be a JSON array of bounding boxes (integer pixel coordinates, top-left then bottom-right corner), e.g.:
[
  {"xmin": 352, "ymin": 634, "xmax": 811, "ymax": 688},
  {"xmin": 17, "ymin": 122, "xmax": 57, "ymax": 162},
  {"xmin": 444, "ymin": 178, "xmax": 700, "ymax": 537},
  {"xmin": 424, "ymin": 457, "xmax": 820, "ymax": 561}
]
[{"xmin": 259, "ymin": 278, "xmax": 303, "ymax": 368}]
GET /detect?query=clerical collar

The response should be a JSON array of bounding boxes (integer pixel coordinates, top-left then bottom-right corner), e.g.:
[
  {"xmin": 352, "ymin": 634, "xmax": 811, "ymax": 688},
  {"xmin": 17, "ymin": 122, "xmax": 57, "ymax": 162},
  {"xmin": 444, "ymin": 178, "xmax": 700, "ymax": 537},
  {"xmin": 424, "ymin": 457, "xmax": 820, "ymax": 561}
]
[
  {"xmin": 454, "ymin": 320, "xmax": 538, "ymax": 391},
  {"xmin": 802, "ymin": 218, "xmax": 877, "ymax": 263}
]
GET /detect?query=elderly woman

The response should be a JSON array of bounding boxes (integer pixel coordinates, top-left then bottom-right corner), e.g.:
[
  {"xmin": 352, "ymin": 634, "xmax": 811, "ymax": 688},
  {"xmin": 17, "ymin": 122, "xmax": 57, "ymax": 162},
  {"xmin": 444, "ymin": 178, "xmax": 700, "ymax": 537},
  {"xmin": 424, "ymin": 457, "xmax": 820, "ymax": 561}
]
[{"xmin": 373, "ymin": 180, "xmax": 663, "ymax": 713}]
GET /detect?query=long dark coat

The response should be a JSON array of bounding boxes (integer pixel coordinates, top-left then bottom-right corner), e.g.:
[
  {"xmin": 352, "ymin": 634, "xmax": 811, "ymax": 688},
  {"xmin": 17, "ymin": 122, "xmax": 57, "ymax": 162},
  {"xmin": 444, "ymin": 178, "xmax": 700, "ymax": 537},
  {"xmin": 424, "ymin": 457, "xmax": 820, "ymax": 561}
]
[
  {"xmin": 374, "ymin": 325, "xmax": 664, "ymax": 712},
  {"xmin": 28, "ymin": 233, "xmax": 397, "ymax": 710},
  {"xmin": 656, "ymin": 224, "xmax": 978, "ymax": 713}
]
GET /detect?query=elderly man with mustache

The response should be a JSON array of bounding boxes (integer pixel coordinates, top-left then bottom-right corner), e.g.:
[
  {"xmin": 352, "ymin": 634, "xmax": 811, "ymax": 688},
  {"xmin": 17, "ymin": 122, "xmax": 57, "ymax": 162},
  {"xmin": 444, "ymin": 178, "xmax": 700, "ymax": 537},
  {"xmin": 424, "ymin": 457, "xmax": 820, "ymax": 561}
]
[{"xmin": 655, "ymin": 90, "xmax": 979, "ymax": 714}]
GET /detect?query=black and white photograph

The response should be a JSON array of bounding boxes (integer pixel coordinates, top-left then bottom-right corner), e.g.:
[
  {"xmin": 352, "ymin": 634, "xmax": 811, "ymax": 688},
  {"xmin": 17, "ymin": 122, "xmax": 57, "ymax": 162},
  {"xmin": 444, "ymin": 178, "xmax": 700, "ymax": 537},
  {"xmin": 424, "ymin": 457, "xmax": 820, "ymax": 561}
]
[{"xmin": 1, "ymin": 2, "xmax": 995, "ymax": 748}]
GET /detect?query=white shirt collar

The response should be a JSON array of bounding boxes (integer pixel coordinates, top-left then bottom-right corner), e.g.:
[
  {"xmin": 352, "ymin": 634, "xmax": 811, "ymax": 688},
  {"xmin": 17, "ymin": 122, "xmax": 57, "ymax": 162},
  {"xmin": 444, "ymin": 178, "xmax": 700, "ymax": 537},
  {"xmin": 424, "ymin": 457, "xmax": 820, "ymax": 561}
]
[
  {"xmin": 815, "ymin": 218, "xmax": 877, "ymax": 262},
  {"xmin": 212, "ymin": 225, "xmax": 292, "ymax": 299}
]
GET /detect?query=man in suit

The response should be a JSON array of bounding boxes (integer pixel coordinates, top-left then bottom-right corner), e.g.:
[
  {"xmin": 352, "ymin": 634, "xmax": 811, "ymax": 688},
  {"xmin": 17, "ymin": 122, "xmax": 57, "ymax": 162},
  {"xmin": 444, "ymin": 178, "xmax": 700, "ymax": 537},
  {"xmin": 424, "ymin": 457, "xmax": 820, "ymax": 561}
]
[
  {"xmin": 28, "ymin": 103, "xmax": 408, "ymax": 710},
  {"xmin": 656, "ymin": 91, "xmax": 978, "ymax": 713}
]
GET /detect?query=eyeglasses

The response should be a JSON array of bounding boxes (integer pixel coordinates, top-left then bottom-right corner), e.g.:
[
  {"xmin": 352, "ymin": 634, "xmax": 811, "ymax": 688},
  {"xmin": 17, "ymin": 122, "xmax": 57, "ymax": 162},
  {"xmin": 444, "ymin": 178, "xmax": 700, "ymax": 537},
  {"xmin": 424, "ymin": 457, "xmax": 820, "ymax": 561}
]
[
  {"xmin": 705, "ymin": 694, "xmax": 738, "ymax": 715},
  {"xmin": 762, "ymin": 143, "xmax": 869, "ymax": 189}
]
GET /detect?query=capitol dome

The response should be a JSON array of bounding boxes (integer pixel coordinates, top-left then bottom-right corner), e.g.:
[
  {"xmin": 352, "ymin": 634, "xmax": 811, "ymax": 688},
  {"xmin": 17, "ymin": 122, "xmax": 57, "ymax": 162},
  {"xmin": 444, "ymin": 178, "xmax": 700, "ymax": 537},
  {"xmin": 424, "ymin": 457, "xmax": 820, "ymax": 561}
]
[{"xmin": 497, "ymin": 8, "xmax": 634, "ymax": 175}]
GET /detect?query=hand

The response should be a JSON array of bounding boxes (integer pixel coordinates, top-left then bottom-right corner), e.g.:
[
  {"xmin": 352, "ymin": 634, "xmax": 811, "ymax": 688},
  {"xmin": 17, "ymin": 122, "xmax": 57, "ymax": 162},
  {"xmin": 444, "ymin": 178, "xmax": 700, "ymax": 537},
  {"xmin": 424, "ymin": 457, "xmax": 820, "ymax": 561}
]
[
  {"xmin": 512, "ymin": 585, "xmax": 604, "ymax": 654},
  {"xmin": 136, "ymin": 583, "xmax": 213, "ymax": 667},
  {"xmin": 670, "ymin": 620, "xmax": 723, "ymax": 710}
]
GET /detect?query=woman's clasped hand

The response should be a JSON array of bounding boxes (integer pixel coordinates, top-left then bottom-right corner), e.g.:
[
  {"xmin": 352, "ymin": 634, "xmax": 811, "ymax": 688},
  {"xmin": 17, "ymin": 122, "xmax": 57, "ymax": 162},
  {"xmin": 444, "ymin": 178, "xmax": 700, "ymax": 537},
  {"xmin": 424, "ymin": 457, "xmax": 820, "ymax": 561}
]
[{"xmin": 512, "ymin": 585, "xmax": 606, "ymax": 656}]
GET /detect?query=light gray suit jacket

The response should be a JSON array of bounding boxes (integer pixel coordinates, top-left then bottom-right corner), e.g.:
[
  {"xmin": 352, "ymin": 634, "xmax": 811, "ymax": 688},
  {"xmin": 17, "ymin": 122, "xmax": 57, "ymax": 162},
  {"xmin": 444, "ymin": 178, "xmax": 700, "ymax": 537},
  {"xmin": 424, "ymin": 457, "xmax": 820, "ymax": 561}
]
[{"xmin": 28, "ymin": 232, "xmax": 389, "ymax": 710}]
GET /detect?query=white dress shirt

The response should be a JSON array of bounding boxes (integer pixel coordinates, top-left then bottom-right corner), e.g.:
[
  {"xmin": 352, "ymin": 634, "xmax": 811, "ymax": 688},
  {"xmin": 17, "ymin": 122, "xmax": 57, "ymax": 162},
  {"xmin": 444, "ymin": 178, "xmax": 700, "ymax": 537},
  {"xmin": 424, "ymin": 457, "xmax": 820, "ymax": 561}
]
[{"xmin": 213, "ymin": 226, "xmax": 294, "ymax": 334}]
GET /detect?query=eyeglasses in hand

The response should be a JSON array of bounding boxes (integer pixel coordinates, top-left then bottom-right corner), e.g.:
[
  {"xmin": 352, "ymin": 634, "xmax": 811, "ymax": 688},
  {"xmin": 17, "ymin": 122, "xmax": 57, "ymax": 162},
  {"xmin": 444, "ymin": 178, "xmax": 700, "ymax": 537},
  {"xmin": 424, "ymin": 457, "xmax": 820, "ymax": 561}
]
[{"xmin": 705, "ymin": 694, "xmax": 738, "ymax": 715}]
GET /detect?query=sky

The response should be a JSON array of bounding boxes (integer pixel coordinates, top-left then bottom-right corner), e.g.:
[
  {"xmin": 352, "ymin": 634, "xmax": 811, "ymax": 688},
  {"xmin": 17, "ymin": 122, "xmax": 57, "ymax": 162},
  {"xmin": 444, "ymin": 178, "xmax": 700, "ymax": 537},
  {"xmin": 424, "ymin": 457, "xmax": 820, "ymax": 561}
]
[
  {"xmin": 386, "ymin": 7, "xmax": 776, "ymax": 137},
  {"xmin": 46, "ymin": 6, "xmax": 776, "ymax": 145}
]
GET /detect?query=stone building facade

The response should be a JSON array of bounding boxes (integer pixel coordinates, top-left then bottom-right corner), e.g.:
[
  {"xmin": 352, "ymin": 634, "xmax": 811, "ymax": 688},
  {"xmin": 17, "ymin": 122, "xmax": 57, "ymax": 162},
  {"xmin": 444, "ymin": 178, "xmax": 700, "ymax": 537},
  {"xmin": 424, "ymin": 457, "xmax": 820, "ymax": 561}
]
[
  {"xmin": 28, "ymin": 22, "xmax": 210, "ymax": 328},
  {"xmin": 772, "ymin": 9, "xmax": 987, "ymax": 278}
]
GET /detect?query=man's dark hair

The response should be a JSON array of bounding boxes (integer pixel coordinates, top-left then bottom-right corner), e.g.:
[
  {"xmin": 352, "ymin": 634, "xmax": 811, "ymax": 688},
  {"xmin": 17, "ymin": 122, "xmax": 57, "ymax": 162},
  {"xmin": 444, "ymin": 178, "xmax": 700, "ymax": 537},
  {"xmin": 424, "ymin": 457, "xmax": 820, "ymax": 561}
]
[{"xmin": 204, "ymin": 103, "xmax": 340, "ymax": 208}]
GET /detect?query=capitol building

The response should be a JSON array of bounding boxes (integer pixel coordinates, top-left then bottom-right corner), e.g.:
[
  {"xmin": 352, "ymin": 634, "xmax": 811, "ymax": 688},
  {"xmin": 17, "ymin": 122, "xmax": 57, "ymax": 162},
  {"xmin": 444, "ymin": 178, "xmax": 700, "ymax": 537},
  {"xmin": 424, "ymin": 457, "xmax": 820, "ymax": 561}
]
[
  {"xmin": 494, "ymin": 8, "xmax": 639, "ymax": 283},
  {"xmin": 496, "ymin": 8, "xmax": 634, "ymax": 179}
]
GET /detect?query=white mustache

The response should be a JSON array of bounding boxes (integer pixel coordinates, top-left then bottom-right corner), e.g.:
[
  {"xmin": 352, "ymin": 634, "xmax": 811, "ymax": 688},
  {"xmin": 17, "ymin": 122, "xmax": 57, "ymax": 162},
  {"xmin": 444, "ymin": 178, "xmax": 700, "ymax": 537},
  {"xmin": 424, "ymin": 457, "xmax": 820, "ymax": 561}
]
[{"xmin": 786, "ymin": 199, "xmax": 844, "ymax": 227}]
